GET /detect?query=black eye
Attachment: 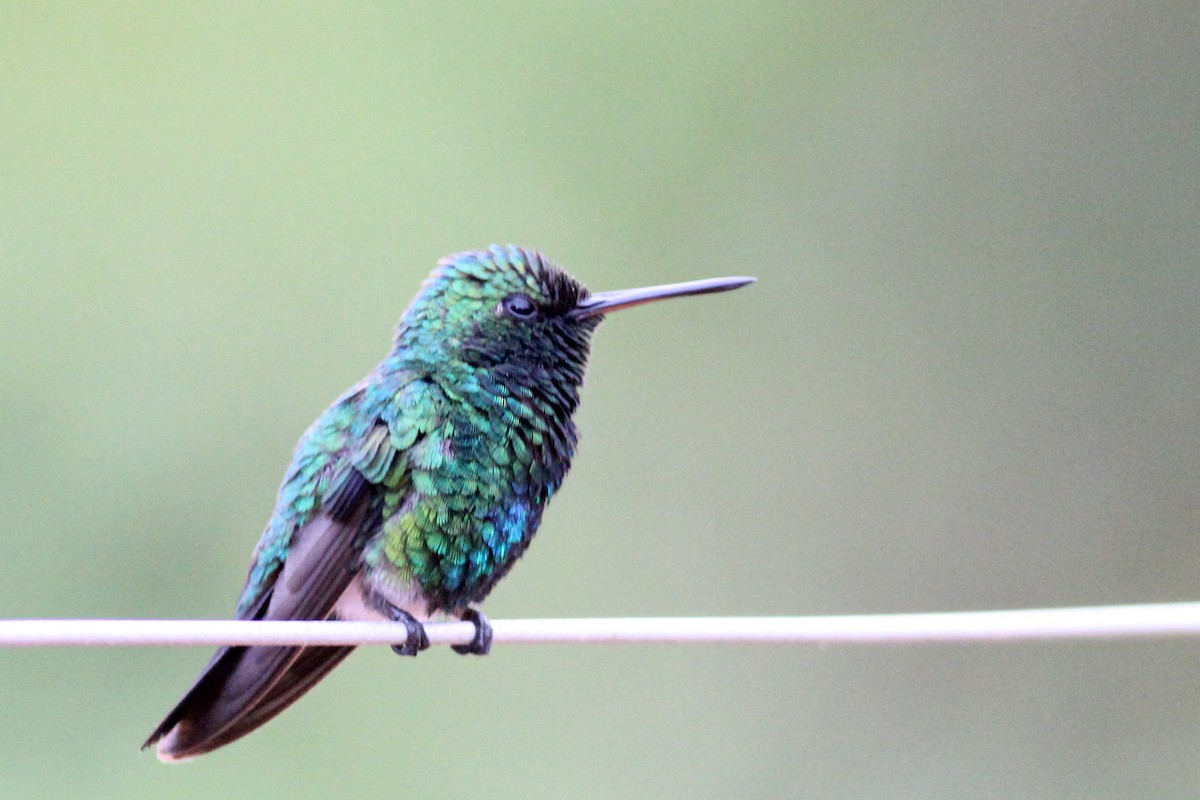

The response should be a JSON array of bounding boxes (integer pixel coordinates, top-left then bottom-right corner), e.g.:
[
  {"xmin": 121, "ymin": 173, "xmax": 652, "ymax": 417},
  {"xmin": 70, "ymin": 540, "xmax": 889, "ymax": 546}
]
[{"xmin": 500, "ymin": 293, "xmax": 538, "ymax": 320}]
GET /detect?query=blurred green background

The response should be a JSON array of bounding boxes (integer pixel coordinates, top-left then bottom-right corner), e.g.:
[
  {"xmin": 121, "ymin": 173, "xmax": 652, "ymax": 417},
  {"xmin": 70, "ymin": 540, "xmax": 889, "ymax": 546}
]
[{"xmin": 1, "ymin": 3, "xmax": 1198, "ymax": 797}]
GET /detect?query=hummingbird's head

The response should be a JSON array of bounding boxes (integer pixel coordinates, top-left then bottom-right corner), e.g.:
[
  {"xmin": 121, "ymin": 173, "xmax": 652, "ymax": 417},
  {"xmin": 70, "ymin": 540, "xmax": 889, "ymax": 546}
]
[
  {"xmin": 395, "ymin": 244, "xmax": 755, "ymax": 389},
  {"xmin": 397, "ymin": 245, "xmax": 599, "ymax": 381}
]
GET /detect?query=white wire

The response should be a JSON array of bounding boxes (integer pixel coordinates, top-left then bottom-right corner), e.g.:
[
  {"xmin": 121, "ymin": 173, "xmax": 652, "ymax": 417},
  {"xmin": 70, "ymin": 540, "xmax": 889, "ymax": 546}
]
[{"xmin": 3, "ymin": 602, "xmax": 1200, "ymax": 647}]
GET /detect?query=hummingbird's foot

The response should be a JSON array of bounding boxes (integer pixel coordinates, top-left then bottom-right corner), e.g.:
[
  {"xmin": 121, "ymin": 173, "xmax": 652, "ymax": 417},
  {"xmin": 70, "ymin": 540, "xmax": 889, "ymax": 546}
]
[
  {"xmin": 451, "ymin": 608, "xmax": 493, "ymax": 656},
  {"xmin": 387, "ymin": 607, "xmax": 430, "ymax": 657}
]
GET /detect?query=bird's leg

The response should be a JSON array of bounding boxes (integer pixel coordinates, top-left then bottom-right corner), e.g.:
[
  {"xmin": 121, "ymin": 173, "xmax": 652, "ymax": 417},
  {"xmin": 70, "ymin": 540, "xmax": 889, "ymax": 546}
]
[
  {"xmin": 451, "ymin": 608, "xmax": 493, "ymax": 656},
  {"xmin": 387, "ymin": 606, "xmax": 430, "ymax": 657}
]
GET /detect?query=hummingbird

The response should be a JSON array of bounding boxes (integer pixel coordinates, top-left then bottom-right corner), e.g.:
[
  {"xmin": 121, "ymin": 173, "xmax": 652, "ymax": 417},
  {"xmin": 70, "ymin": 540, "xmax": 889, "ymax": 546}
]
[{"xmin": 143, "ymin": 244, "xmax": 754, "ymax": 761}]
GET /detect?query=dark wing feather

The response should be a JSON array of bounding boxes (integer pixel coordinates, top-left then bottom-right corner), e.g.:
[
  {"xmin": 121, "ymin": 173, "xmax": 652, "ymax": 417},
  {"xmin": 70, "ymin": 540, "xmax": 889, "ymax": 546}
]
[{"xmin": 144, "ymin": 465, "xmax": 380, "ymax": 761}]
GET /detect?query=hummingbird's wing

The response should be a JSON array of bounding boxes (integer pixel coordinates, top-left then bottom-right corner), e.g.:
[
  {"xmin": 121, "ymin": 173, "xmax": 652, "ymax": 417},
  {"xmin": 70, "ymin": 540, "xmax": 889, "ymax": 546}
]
[{"xmin": 144, "ymin": 413, "xmax": 403, "ymax": 761}]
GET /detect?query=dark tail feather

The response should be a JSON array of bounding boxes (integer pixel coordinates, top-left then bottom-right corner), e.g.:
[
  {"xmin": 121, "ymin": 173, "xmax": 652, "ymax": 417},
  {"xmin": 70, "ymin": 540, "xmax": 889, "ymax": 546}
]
[
  {"xmin": 181, "ymin": 645, "xmax": 356, "ymax": 756},
  {"xmin": 143, "ymin": 643, "xmax": 353, "ymax": 762},
  {"xmin": 142, "ymin": 643, "xmax": 299, "ymax": 760},
  {"xmin": 144, "ymin": 501, "xmax": 378, "ymax": 761}
]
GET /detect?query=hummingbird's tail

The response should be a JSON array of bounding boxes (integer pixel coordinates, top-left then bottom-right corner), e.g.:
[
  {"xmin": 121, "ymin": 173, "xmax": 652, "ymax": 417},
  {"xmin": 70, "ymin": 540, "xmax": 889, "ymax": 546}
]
[
  {"xmin": 144, "ymin": 497, "xmax": 380, "ymax": 760},
  {"xmin": 143, "ymin": 642, "xmax": 354, "ymax": 761}
]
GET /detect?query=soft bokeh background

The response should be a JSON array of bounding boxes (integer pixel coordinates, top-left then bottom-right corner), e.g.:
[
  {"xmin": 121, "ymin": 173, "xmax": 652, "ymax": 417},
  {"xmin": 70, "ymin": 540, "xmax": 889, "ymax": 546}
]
[{"xmin": 1, "ymin": 3, "xmax": 1198, "ymax": 797}]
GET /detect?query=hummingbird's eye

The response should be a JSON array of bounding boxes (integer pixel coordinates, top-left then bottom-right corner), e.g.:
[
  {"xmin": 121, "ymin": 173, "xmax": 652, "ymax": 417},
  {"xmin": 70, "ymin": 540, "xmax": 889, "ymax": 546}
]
[{"xmin": 500, "ymin": 293, "xmax": 538, "ymax": 321}]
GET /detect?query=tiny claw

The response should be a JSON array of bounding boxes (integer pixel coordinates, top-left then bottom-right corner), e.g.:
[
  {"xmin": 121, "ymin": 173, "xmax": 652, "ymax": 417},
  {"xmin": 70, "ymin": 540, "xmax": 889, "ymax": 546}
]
[
  {"xmin": 452, "ymin": 608, "xmax": 493, "ymax": 656},
  {"xmin": 388, "ymin": 607, "xmax": 430, "ymax": 657}
]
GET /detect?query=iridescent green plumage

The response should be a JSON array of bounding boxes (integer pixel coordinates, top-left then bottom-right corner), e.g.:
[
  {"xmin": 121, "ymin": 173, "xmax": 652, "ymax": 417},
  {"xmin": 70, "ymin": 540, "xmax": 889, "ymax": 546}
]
[
  {"xmin": 239, "ymin": 247, "xmax": 593, "ymax": 619},
  {"xmin": 144, "ymin": 245, "xmax": 753, "ymax": 761}
]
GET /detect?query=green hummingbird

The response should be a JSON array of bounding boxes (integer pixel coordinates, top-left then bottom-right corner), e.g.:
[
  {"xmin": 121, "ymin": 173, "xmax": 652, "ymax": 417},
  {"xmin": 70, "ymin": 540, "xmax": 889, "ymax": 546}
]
[{"xmin": 144, "ymin": 245, "xmax": 754, "ymax": 761}]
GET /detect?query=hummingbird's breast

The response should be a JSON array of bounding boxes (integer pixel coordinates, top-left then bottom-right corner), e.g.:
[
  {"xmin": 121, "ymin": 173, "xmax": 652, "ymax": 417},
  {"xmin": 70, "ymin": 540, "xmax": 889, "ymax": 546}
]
[{"xmin": 361, "ymin": 365, "xmax": 581, "ymax": 614}]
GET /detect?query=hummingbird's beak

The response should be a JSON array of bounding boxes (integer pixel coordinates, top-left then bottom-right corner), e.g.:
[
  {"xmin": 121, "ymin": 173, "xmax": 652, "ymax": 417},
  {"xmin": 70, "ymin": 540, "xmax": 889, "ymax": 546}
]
[{"xmin": 570, "ymin": 275, "xmax": 756, "ymax": 319}]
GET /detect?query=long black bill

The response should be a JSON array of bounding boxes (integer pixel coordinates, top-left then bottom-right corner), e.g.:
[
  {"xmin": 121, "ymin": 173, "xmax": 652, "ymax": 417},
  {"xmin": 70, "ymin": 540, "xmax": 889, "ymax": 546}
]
[{"xmin": 570, "ymin": 275, "xmax": 756, "ymax": 319}]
